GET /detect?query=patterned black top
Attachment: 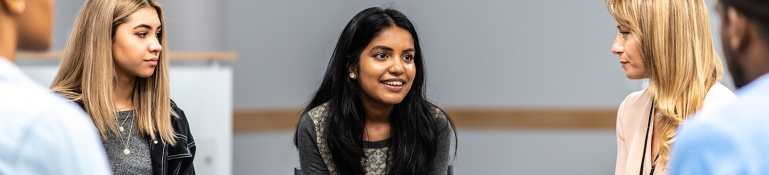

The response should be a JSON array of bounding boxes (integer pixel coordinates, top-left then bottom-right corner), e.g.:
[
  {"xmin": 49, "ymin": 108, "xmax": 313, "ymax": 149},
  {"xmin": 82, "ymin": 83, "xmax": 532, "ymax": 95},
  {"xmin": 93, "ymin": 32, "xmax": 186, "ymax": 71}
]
[{"xmin": 296, "ymin": 103, "xmax": 452, "ymax": 175}]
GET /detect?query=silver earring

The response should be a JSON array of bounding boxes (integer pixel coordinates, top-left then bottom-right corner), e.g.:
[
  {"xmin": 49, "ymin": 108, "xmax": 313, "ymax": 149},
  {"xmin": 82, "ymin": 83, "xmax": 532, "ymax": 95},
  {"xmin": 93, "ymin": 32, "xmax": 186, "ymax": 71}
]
[
  {"xmin": 349, "ymin": 73, "xmax": 355, "ymax": 79},
  {"xmin": 17, "ymin": 2, "xmax": 26, "ymax": 13}
]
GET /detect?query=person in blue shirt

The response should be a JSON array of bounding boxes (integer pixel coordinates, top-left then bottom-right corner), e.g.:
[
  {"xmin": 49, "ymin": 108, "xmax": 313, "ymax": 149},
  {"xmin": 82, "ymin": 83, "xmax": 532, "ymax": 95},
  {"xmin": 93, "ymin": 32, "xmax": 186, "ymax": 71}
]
[
  {"xmin": 0, "ymin": 0, "xmax": 111, "ymax": 174},
  {"xmin": 669, "ymin": 0, "xmax": 769, "ymax": 174}
]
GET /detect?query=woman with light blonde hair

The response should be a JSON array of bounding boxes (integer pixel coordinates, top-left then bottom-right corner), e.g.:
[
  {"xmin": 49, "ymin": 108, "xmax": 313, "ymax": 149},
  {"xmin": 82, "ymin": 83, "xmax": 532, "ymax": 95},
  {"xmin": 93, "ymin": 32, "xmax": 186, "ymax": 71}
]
[
  {"xmin": 50, "ymin": 0, "xmax": 195, "ymax": 174},
  {"xmin": 607, "ymin": 0, "xmax": 736, "ymax": 174}
]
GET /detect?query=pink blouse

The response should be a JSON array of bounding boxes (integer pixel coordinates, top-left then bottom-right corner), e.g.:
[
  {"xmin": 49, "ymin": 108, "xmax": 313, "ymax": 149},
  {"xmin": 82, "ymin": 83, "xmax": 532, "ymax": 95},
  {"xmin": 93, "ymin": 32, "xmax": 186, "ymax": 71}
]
[{"xmin": 615, "ymin": 83, "xmax": 736, "ymax": 175}]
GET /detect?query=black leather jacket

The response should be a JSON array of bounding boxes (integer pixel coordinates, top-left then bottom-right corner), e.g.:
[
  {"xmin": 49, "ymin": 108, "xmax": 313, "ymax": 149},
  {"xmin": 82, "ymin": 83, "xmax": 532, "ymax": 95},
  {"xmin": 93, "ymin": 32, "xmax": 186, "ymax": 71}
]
[
  {"xmin": 74, "ymin": 99, "xmax": 196, "ymax": 175},
  {"xmin": 152, "ymin": 100, "xmax": 196, "ymax": 175}
]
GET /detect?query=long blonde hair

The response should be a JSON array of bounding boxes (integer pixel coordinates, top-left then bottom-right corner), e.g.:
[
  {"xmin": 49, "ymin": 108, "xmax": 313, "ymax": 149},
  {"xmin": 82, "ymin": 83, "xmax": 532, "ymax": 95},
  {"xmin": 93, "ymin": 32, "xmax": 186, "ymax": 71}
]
[
  {"xmin": 50, "ymin": 0, "xmax": 177, "ymax": 145},
  {"xmin": 607, "ymin": 0, "xmax": 723, "ymax": 166}
]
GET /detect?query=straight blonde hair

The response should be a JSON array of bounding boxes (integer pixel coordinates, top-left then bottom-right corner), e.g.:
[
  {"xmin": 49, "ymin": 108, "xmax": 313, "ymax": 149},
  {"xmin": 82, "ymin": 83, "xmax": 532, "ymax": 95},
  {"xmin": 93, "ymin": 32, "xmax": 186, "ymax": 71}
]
[
  {"xmin": 607, "ymin": 0, "xmax": 723, "ymax": 166},
  {"xmin": 50, "ymin": 0, "xmax": 178, "ymax": 145}
]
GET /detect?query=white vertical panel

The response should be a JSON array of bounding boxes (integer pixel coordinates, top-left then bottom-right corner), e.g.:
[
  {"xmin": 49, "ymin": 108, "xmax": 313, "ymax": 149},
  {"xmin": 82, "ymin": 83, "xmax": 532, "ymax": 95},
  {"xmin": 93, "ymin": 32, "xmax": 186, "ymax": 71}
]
[{"xmin": 169, "ymin": 64, "xmax": 232, "ymax": 175}]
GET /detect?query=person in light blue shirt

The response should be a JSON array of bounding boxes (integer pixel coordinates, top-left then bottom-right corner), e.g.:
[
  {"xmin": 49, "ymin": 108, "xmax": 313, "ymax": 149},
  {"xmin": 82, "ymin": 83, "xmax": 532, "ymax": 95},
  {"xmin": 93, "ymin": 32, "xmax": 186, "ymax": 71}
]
[
  {"xmin": 0, "ymin": 0, "xmax": 111, "ymax": 174},
  {"xmin": 669, "ymin": 0, "xmax": 769, "ymax": 174}
]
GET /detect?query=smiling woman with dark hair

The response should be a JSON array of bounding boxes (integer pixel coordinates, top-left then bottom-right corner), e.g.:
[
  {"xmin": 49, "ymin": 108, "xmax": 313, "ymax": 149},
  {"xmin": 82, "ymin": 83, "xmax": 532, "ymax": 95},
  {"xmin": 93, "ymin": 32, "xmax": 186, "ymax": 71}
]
[{"xmin": 294, "ymin": 7, "xmax": 456, "ymax": 175}]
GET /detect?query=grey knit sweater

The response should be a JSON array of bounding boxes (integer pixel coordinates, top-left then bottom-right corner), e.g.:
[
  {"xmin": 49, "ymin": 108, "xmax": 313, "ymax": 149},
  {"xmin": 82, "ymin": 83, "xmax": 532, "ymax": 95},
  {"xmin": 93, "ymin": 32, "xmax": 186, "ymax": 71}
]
[{"xmin": 102, "ymin": 111, "xmax": 152, "ymax": 175}]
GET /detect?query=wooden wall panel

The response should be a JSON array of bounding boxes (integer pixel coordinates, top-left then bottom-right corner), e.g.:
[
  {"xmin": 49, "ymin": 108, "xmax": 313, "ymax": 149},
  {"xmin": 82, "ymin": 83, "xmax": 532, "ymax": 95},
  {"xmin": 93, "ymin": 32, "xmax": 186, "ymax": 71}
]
[{"xmin": 233, "ymin": 108, "xmax": 617, "ymax": 132}]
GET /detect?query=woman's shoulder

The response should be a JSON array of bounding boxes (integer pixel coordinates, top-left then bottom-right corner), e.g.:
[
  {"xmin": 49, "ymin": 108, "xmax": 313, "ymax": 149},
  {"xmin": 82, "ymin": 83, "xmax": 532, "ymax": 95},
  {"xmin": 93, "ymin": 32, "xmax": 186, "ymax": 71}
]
[
  {"xmin": 617, "ymin": 88, "xmax": 653, "ymax": 128},
  {"xmin": 170, "ymin": 99, "xmax": 179, "ymax": 108},
  {"xmin": 306, "ymin": 103, "xmax": 330, "ymax": 121},
  {"xmin": 428, "ymin": 105, "xmax": 451, "ymax": 130},
  {"xmin": 429, "ymin": 106, "xmax": 446, "ymax": 120},
  {"xmin": 168, "ymin": 99, "xmax": 193, "ymax": 145},
  {"xmin": 169, "ymin": 99, "xmax": 190, "ymax": 126},
  {"xmin": 702, "ymin": 82, "xmax": 737, "ymax": 111},
  {"xmin": 620, "ymin": 88, "xmax": 653, "ymax": 111},
  {"xmin": 170, "ymin": 99, "xmax": 185, "ymax": 116},
  {"xmin": 298, "ymin": 103, "xmax": 330, "ymax": 130}
]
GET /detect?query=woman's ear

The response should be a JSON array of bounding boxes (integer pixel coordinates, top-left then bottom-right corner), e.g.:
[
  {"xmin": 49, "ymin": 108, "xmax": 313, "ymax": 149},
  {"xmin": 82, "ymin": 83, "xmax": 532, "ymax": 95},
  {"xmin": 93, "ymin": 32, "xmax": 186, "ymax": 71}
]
[
  {"xmin": 346, "ymin": 55, "xmax": 358, "ymax": 79},
  {"xmin": 725, "ymin": 7, "xmax": 749, "ymax": 52},
  {"xmin": 1, "ymin": 0, "xmax": 25, "ymax": 15},
  {"xmin": 348, "ymin": 67, "xmax": 357, "ymax": 80}
]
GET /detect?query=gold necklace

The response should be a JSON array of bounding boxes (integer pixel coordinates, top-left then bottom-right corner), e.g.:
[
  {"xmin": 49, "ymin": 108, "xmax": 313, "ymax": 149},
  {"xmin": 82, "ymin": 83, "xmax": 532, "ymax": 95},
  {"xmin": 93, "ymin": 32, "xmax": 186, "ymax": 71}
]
[
  {"xmin": 119, "ymin": 112, "xmax": 130, "ymax": 132},
  {"xmin": 117, "ymin": 111, "xmax": 133, "ymax": 155}
]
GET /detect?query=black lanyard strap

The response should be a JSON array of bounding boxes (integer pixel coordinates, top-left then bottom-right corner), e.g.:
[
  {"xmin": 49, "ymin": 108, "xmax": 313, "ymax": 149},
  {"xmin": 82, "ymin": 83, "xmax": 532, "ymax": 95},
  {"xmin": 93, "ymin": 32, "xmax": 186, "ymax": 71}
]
[{"xmin": 639, "ymin": 101, "xmax": 655, "ymax": 175}]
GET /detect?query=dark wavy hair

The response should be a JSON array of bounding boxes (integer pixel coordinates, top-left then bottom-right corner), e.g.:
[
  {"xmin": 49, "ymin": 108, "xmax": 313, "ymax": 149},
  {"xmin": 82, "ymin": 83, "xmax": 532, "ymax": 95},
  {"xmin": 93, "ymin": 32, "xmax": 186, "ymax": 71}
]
[{"xmin": 294, "ymin": 7, "xmax": 456, "ymax": 175}]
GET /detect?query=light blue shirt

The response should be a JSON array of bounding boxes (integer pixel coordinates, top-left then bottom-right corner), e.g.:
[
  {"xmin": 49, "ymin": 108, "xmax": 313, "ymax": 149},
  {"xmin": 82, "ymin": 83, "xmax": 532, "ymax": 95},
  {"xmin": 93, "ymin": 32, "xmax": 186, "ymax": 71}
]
[
  {"xmin": 670, "ymin": 73, "xmax": 769, "ymax": 175},
  {"xmin": 0, "ymin": 58, "xmax": 112, "ymax": 175}
]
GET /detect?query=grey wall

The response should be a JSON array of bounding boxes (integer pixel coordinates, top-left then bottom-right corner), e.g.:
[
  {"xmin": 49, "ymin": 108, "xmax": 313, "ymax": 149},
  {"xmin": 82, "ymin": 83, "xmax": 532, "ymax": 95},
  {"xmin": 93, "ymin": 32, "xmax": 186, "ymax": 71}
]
[
  {"xmin": 228, "ymin": 0, "xmax": 733, "ymax": 110},
  {"xmin": 231, "ymin": 0, "xmax": 636, "ymax": 110},
  {"xmin": 50, "ymin": 0, "xmax": 227, "ymax": 51}
]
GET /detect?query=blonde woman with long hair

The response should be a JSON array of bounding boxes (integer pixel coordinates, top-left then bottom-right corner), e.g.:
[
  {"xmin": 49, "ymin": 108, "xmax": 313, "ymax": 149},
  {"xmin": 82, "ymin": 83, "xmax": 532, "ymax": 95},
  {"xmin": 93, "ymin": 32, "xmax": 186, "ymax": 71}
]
[
  {"xmin": 607, "ymin": 0, "xmax": 736, "ymax": 174},
  {"xmin": 50, "ymin": 0, "xmax": 195, "ymax": 174}
]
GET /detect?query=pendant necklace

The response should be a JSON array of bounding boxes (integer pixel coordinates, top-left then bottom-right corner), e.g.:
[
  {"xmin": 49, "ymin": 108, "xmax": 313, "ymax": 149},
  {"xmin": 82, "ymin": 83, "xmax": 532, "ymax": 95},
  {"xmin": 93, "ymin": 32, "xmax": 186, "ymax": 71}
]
[{"xmin": 117, "ymin": 112, "xmax": 133, "ymax": 155}]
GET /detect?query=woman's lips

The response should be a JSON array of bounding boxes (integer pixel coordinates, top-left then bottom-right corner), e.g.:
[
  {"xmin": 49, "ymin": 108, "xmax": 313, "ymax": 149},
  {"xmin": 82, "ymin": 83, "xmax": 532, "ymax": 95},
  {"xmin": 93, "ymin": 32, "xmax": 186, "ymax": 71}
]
[
  {"xmin": 145, "ymin": 58, "xmax": 158, "ymax": 66},
  {"xmin": 380, "ymin": 79, "xmax": 405, "ymax": 91}
]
